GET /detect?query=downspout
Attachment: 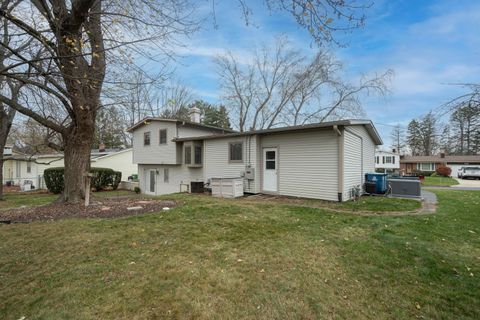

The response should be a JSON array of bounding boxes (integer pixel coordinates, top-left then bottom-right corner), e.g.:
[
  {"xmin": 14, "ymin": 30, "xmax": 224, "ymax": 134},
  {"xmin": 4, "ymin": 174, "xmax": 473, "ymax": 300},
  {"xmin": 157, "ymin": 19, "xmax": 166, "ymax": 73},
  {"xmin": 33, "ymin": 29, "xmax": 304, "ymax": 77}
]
[{"xmin": 334, "ymin": 125, "xmax": 344, "ymax": 202}]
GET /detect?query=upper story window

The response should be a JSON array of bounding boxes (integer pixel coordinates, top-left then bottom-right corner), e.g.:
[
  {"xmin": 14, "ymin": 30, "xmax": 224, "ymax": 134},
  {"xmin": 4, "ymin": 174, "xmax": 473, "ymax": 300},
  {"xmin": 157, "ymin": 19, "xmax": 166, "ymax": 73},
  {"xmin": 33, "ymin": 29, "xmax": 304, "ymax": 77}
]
[
  {"xmin": 194, "ymin": 145, "xmax": 202, "ymax": 165},
  {"xmin": 159, "ymin": 129, "xmax": 167, "ymax": 145},
  {"xmin": 144, "ymin": 132, "xmax": 151, "ymax": 146},
  {"xmin": 385, "ymin": 156, "xmax": 392, "ymax": 164},
  {"xmin": 27, "ymin": 162, "xmax": 32, "ymax": 173},
  {"xmin": 184, "ymin": 145, "xmax": 192, "ymax": 164},
  {"xmin": 375, "ymin": 156, "xmax": 379, "ymax": 164},
  {"xmin": 229, "ymin": 142, "xmax": 243, "ymax": 162}
]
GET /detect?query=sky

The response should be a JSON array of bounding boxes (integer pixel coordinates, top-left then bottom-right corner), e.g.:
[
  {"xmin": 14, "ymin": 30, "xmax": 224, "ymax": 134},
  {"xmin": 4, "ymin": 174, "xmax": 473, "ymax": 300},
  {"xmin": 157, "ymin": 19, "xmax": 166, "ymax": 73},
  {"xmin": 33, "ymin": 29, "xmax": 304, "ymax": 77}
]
[{"xmin": 153, "ymin": 0, "xmax": 480, "ymax": 148}]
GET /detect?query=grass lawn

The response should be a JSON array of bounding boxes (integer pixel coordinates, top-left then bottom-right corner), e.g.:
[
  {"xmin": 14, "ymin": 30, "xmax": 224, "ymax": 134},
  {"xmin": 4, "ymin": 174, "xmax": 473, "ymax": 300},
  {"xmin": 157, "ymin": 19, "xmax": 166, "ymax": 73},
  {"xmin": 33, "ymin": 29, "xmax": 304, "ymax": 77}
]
[
  {"xmin": 423, "ymin": 176, "xmax": 459, "ymax": 186},
  {"xmin": 0, "ymin": 192, "xmax": 57, "ymax": 210},
  {"xmin": 1, "ymin": 191, "xmax": 479, "ymax": 319}
]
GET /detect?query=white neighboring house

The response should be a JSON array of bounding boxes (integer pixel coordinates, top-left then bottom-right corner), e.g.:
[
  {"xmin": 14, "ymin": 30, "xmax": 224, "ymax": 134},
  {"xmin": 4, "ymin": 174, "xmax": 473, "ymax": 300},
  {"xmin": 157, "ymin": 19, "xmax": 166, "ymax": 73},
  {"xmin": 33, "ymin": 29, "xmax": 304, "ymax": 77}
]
[
  {"xmin": 375, "ymin": 151, "xmax": 400, "ymax": 173},
  {"xmin": 2, "ymin": 147, "xmax": 137, "ymax": 189},
  {"xmin": 128, "ymin": 110, "xmax": 383, "ymax": 202}
]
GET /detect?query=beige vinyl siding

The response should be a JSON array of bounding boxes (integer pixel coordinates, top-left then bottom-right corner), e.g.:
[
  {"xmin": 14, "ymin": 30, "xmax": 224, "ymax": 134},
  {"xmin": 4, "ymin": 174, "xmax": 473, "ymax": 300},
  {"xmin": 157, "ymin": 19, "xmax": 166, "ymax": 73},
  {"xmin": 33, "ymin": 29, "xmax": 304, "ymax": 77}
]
[
  {"xmin": 91, "ymin": 149, "xmax": 137, "ymax": 181},
  {"xmin": 138, "ymin": 164, "xmax": 203, "ymax": 195},
  {"xmin": 132, "ymin": 122, "xmax": 177, "ymax": 164},
  {"xmin": 204, "ymin": 135, "xmax": 259, "ymax": 193},
  {"xmin": 343, "ymin": 125, "xmax": 376, "ymax": 199},
  {"xmin": 343, "ymin": 129, "xmax": 363, "ymax": 200},
  {"xmin": 177, "ymin": 125, "xmax": 223, "ymax": 138},
  {"xmin": 346, "ymin": 125, "xmax": 376, "ymax": 173},
  {"xmin": 260, "ymin": 129, "xmax": 339, "ymax": 201}
]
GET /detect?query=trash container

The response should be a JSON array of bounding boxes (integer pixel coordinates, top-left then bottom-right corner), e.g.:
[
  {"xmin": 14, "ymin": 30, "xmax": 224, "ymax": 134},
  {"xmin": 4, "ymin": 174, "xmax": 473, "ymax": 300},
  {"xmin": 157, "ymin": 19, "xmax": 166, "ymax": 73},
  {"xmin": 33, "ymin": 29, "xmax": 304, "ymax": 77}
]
[{"xmin": 365, "ymin": 173, "xmax": 388, "ymax": 194}]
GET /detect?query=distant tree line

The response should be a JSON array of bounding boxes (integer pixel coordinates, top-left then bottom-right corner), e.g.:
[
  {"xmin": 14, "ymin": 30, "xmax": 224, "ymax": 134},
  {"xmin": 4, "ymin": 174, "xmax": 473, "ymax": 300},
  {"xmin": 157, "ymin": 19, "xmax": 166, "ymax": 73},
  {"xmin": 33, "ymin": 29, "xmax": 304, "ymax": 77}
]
[{"xmin": 393, "ymin": 101, "xmax": 480, "ymax": 156}]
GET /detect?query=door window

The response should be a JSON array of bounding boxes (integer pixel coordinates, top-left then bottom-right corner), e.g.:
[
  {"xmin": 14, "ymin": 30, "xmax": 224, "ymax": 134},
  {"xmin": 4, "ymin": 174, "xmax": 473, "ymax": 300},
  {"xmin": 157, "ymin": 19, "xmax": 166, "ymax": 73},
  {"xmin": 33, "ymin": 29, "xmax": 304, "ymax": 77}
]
[{"xmin": 265, "ymin": 151, "xmax": 276, "ymax": 169}]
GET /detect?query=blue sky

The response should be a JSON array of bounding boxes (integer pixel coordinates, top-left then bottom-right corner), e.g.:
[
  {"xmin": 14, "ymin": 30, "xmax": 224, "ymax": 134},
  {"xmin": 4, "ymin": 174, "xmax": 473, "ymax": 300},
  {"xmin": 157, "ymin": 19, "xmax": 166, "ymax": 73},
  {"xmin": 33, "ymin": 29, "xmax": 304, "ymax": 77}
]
[{"xmin": 162, "ymin": 0, "xmax": 480, "ymax": 147}]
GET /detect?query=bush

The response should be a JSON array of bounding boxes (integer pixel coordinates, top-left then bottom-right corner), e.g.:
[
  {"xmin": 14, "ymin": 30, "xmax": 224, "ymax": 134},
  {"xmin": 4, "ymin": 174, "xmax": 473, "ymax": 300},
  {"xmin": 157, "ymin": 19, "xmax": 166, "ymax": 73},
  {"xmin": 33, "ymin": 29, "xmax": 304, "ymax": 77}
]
[
  {"xmin": 436, "ymin": 166, "xmax": 452, "ymax": 177},
  {"xmin": 43, "ymin": 167, "xmax": 65, "ymax": 194},
  {"xmin": 90, "ymin": 167, "xmax": 115, "ymax": 191},
  {"xmin": 431, "ymin": 172, "xmax": 440, "ymax": 177},
  {"xmin": 112, "ymin": 171, "xmax": 122, "ymax": 190},
  {"xmin": 44, "ymin": 167, "xmax": 121, "ymax": 193},
  {"xmin": 412, "ymin": 170, "xmax": 434, "ymax": 177},
  {"xmin": 134, "ymin": 186, "xmax": 141, "ymax": 194}
]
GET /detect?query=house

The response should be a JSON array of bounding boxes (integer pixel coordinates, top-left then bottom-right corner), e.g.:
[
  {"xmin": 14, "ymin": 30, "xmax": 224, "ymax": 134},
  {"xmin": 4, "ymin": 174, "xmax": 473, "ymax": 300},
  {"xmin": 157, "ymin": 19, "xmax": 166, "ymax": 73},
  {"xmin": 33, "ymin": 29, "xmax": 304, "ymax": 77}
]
[
  {"xmin": 128, "ymin": 110, "xmax": 383, "ymax": 202},
  {"xmin": 375, "ymin": 150, "xmax": 400, "ymax": 173},
  {"xmin": 2, "ymin": 147, "xmax": 137, "ymax": 189},
  {"xmin": 400, "ymin": 154, "xmax": 480, "ymax": 176}
]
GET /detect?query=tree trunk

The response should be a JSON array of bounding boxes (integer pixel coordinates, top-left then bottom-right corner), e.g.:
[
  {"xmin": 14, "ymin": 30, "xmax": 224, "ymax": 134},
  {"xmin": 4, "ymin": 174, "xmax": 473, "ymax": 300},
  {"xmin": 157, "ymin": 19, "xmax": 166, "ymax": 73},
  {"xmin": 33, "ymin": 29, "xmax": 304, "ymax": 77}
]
[{"xmin": 61, "ymin": 115, "xmax": 95, "ymax": 203}]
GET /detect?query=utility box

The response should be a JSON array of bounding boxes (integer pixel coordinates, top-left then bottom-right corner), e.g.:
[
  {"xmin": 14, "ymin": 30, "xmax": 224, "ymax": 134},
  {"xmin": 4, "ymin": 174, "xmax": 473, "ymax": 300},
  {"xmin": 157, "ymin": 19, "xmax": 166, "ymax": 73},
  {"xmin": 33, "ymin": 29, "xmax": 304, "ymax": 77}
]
[
  {"xmin": 389, "ymin": 179, "xmax": 421, "ymax": 198},
  {"xmin": 211, "ymin": 177, "xmax": 244, "ymax": 198},
  {"xmin": 244, "ymin": 167, "xmax": 255, "ymax": 180}
]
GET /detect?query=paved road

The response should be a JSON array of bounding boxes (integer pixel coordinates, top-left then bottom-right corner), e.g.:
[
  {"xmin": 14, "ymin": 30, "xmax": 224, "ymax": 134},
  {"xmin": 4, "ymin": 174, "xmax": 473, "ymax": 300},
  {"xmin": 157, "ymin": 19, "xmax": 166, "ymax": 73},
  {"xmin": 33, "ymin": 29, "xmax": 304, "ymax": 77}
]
[{"xmin": 453, "ymin": 178, "xmax": 480, "ymax": 188}]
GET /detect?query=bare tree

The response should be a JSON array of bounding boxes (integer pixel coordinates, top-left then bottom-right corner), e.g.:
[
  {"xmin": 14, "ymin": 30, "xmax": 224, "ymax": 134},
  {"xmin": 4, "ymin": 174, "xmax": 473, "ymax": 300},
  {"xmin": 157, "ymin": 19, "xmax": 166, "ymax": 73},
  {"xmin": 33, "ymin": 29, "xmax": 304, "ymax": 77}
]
[
  {"xmin": 215, "ymin": 37, "xmax": 392, "ymax": 131},
  {"xmin": 0, "ymin": 0, "xmax": 197, "ymax": 202},
  {"xmin": 389, "ymin": 124, "xmax": 405, "ymax": 154}
]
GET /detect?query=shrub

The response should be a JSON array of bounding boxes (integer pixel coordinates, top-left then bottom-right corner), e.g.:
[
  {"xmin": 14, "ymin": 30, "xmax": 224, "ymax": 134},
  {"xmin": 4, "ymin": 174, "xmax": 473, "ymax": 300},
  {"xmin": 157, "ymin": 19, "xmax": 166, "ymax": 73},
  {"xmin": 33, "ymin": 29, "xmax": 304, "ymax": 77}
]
[
  {"xmin": 43, "ymin": 167, "xmax": 65, "ymax": 194},
  {"xmin": 412, "ymin": 170, "xmax": 434, "ymax": 177},
  {"xmin": 134, "ymin": 186, "xmax": 141, "ymax": 194},
  {"xmin": 90, "ymin": 167, "xmax": 115, "ymax": 191},
  {"xmin": 436, "ymin": 166, "xmax": 452, "ymax": 177},
  {"xmin": 431, "ymin": 172, "xmax": 440, "ymax": 177},
  {"xmin": 44, "ymin": 167, "xmax": 121, "ymax": 193},
  {"xmin": 112, "ymin": 171, "xmax": 122, "ymax": 190}
]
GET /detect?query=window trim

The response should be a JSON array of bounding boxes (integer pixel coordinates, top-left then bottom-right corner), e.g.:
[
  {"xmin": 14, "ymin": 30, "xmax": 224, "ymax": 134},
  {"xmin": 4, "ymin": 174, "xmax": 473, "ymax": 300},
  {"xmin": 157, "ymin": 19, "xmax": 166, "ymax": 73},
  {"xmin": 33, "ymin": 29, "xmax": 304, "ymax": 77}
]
[
  {"xmin": 159, "ymin": 129, "xmax": 167, "ymax": 145},
  {"xmin": 417, "ymin": 163, "xmax": 435, "ymax": 171},
  {"xmin": 144, "ymin": 131, "xmax": 151, "ymax": 146},
  {"xmin": 228, "ymin": 141, "xmax": 243, "ymax": 163}
]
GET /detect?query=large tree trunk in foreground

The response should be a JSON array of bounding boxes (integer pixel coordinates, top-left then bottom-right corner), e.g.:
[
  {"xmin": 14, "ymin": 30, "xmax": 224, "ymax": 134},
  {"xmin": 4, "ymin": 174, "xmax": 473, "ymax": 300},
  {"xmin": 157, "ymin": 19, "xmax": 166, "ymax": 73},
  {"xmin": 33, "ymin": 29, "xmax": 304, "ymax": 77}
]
[{"xmin": 62, "ymin": 120, "xmax": 95, "ymax": 202}]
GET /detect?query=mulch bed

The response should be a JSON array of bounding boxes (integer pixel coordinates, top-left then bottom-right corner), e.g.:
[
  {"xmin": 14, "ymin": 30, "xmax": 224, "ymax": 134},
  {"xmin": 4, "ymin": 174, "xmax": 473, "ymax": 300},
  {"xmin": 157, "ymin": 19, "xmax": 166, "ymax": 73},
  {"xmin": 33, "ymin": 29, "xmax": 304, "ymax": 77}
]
[{"xmin": 0, "ymin": 198, "xmax": 177, "ymax": 223}]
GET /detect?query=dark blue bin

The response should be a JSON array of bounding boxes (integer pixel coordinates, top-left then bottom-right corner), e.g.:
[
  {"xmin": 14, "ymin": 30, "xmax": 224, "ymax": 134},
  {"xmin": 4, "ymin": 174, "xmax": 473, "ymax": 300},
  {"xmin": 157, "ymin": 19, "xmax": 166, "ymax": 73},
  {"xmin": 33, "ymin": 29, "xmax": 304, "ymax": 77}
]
[{"xmin": 365, "ymin": 173, "xmax": 388, "ymax": 194}]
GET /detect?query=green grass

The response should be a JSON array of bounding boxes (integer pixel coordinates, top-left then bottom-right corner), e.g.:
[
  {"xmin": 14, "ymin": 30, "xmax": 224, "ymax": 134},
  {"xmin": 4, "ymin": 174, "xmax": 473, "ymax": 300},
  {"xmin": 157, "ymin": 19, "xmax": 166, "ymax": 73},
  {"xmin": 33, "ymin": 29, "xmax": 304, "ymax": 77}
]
[
  {"xmin": 315, "ymin": 196, "xmax": 421, "ymax": 212},
  {"xmin": 1, "ymin": 191, "xmax": 479, "ymax": 319},
  {"xmin": 0, "ymin": 193, "xmax": 57, "ymax": 210},
  {"xmin": 423, "ymin": 176, "xmax": 459, "ymax": 186}
]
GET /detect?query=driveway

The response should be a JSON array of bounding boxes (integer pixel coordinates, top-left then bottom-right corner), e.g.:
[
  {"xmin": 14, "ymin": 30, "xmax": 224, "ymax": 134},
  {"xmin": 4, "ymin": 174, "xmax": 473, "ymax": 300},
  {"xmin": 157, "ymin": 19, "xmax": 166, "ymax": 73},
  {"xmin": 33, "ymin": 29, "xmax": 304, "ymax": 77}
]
[{"xmin": 453, "ymin": 178, "xmax": 480, "ymax": 188}]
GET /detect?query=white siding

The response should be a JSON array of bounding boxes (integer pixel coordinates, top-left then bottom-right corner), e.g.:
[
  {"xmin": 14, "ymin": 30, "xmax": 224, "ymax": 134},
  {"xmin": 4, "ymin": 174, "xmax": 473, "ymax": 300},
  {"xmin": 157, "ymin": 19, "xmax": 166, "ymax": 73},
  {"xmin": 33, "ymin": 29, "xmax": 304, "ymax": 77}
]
[
  {"xmin": 177, "ymin": 125, "xmax": 224, "ymax": 138},
  {"xmin": 138, "ymin": 164, "xmax": 203, "ymax": 195},
  {"xmin": 92, "ymin": 149, "xmax": 137, "ymax": 181},
  {"xmin": 260, "ymin": 129, "xmax": 339, "ymax": 201},
  {"xmin": 343, "ymin": 125, "xmax": 376, "ymax": 199},
  {"xmin": 132, "ymin": 121, "xmax": 177, "ymax": 164},
  {"xmin": 204, "ymin": 135, "xmax": 259, "ymax": 193},
  {"xmin": 343, "ymin": 130, "xmax": 362, "ymax": 199}
]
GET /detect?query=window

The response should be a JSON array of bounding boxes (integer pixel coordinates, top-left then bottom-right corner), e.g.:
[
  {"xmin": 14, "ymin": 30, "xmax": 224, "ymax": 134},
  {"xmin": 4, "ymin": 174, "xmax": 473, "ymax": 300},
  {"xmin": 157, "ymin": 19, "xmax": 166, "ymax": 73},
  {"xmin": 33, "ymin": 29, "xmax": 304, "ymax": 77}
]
[
  {"xmin": 375, "ymin": 156, "xmax": 379, "ymax": 164},
  {"xmin": 16, "ymin": 162, "xmax": 21, "ymax": 178},
  {"xmin": 159, "ymin": 129, "xmax": 167, "ymax": 145},
  {"xmin": 385, "ymin": 156, "xmax": 392, "ymax": 164},
  {"xmin": 144, "ymin": 132, "xmax": 151, "ymax": 146},
  {"xmin": 417, "ymin": 163, "xmax": 435, "ymax": 171},
  {"xmin": 184, "ymin": 146, "xmax": 192, "ymax": 164},
  {"xmin": 392, "ymin": 156, "xmax": 396, "ymax": 164},
  {"xmin": 265, "ymin": 151, "xmax": 276, "ymax": 169},
  {"xmin": 27, "ymin": 162, "xmax": 32, "ymax": 174},
  {"xmin": 164, "ymin": 168, "xmax": 169, "ymax": 183},
  {"xmin": 229, "ymin": 142, "xmax": 243, "ymax": 162},
  {"xmin": 194, "ymin": 145, "xmax": 202, "ymax": 164}
]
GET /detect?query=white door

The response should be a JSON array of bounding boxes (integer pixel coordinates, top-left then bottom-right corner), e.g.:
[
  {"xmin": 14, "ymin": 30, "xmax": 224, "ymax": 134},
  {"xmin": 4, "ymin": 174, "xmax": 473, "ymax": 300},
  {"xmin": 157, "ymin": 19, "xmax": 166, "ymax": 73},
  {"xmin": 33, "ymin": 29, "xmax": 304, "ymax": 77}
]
[
  {"xmin": 263, "ymin": 148, "xmax": 278, "ymax": 192},
  {"xmin": 145, "ymin": 169, "xmax": 156, "ymax": 195}
]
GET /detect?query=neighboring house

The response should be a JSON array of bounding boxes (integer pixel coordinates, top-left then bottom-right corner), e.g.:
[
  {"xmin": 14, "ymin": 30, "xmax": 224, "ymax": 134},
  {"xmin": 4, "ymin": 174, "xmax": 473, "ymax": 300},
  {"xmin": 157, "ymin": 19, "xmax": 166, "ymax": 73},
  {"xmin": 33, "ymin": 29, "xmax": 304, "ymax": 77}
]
[
  {"xmin": 375, "ymin": 151, "xmax": 400, "ymax": 173},
  {"xmin": 2, "ymin": 147, "xmax": 137, "ymax": 189},
  {"xmin": 400, "ymin": 154, "xmax": 480, "ymax": 176},
  {"xmin": 128, "ymin": 111, "xmax": 383, "ymax": 202}
]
